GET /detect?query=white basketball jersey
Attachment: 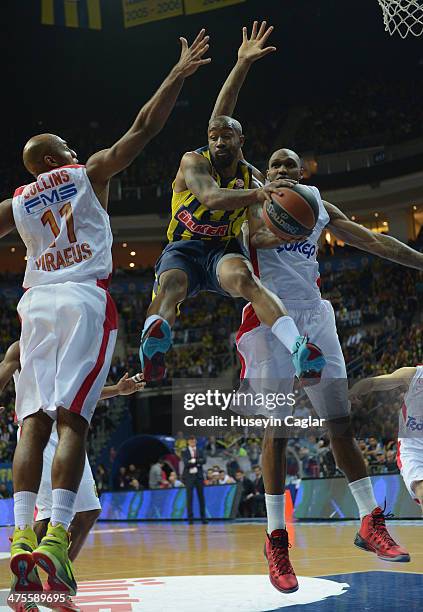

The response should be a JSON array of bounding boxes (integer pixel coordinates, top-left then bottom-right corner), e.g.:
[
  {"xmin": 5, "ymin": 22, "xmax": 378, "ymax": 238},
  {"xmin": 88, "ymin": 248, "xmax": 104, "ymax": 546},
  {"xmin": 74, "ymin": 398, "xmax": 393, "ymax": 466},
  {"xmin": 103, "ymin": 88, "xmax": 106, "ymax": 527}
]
[
  {"xmin": 399, "ymin": 366, "xmax": 423, "ymax": 441},
  {"xmin": 12, "ymin": 165, "xmax": 113, "ymax": 289},
  {"xmin": 247, "ymin": 185, "xmax": 329, "ymax": 305}
]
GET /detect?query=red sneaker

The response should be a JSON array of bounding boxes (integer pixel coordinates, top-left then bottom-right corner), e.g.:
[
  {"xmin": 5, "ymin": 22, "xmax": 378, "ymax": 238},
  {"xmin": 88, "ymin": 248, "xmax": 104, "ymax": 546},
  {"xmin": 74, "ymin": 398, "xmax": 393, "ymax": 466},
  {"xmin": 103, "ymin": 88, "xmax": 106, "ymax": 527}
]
[
  {"xmin": 354, "ymin": 506, "xmax": 410, "ymax": 562},
  {"xmin": 264, "ymin": 529, "xmax": 299, "ymax": 593}
]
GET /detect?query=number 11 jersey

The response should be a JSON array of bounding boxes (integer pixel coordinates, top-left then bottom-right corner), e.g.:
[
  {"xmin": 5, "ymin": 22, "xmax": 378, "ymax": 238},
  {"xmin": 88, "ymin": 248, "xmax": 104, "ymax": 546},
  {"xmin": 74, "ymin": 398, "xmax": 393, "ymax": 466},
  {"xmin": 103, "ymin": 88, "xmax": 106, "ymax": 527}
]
[{"xmin": 12, "ymin": 164, "xmax": 113, "ymax": 289}]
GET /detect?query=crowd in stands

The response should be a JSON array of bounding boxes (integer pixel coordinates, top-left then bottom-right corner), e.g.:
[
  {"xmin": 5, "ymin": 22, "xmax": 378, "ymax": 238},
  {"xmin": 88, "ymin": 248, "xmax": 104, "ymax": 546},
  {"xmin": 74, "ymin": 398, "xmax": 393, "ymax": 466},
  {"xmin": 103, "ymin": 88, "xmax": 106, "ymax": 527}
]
[{"xmin": 295, "ymin": 77, "xmax": 423, "ymax": 154}]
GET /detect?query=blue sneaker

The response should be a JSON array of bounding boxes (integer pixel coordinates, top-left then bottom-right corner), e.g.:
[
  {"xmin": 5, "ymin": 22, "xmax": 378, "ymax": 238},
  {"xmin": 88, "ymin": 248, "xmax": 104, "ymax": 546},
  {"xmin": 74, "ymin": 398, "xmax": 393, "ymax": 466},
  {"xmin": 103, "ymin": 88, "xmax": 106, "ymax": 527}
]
[
  {"xmin": 140, "ymin": 318, "xmax": 172, "ymax": 382},
  {"xmin": 291, "ymin": 335, "xmax": 326, "ymax": 385}
]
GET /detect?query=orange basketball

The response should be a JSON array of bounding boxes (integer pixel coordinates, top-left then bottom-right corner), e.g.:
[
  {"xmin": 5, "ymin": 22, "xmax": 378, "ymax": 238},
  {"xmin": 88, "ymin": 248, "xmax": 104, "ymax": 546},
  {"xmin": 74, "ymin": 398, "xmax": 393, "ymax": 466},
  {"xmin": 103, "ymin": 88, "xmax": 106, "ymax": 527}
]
[{"xmin": 263, "ymin": 185, "xmax": 319, "ymax": 241}]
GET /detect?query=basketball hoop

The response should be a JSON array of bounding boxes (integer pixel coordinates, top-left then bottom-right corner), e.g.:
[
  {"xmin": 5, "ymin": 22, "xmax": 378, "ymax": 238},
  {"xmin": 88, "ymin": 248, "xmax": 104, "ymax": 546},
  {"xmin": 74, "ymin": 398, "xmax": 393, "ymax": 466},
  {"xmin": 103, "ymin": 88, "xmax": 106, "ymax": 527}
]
[{"xmin": 378, "ymin": 1, "xmax": 423, "ymax": 38}]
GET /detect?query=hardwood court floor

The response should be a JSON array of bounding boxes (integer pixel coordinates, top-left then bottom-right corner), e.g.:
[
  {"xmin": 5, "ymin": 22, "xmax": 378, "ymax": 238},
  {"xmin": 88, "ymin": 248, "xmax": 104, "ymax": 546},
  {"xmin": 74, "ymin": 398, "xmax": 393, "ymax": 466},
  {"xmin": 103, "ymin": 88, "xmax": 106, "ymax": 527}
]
[{"xmin": 0, "ymin": 520, "xmax": 421, "ymax": 586}]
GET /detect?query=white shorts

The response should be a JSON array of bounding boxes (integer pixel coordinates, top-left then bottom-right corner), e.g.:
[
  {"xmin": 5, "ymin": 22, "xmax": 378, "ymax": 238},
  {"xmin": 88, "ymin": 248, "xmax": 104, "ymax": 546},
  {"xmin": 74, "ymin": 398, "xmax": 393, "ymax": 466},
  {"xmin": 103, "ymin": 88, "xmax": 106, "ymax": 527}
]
[
  {"xmin": 236, "ymin": 300, "xmax": 349, "ymax": 419},
  {"xmin": 397, "ymin": 437, "xmax": 423, "ymax": 501},
  {"xmin": 16, "ymin": 281, "xmax": 118, "ymax": 424}
]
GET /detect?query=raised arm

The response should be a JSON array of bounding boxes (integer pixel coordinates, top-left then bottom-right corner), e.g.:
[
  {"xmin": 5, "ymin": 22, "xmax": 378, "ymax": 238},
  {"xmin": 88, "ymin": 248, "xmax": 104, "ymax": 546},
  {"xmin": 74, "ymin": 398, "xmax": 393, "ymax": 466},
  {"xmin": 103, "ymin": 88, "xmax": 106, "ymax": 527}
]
[
  {"xmin": 180, "ymin": 152, "xmax": 285, "ymax": 211},
  {"xmin": 325, "ymin": 201, "xmax": 423, "ymax": 270},
  {"xmin": 86, "ymin": 30, "xmax": 211, "ymax": 195},
  {"xmin": 0, "ymin": 342, "xmax": 20, "ymax": 393},
  {"xmin": 349, "ymin": 367, "xmax": 416, "ymax": 400},
  {"xmin": 211, "ymin": 21, "xmax": 276, "ymax": 119},
  {"xmin": 0, "ymin": 199, "xmax": 15, "ymax": 239}
]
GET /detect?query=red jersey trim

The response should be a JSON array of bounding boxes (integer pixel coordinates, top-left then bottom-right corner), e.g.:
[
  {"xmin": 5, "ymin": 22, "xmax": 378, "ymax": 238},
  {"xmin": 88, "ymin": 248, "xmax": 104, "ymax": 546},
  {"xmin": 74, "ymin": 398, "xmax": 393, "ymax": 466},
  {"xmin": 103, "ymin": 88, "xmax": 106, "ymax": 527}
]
[
  {"xmin": 13, "ymin": 186, "xmax": 26, "ymax": 197},
  {"xmin": 396, "ymin": 439, "xmax": 402, "ymax": 470}
]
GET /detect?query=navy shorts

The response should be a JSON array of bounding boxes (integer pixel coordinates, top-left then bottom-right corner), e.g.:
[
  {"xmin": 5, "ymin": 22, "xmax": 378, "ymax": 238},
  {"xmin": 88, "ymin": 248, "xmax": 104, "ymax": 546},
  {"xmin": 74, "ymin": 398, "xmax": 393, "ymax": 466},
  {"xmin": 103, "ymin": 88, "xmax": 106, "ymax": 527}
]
[{"xmin": 154, "ymin": 239, "xmax": 248, "ymax": 298}]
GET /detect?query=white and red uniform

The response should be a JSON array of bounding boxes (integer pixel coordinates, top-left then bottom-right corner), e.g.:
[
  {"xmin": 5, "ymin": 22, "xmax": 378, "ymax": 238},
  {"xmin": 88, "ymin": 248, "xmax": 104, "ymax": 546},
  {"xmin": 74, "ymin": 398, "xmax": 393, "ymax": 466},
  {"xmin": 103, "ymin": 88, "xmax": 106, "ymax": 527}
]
[
  {"xmin": 397, "ymin": 366, "xmax": 423, "ymax": 501},
  {"xmin": 12, "ymin": 165, "xmax": 118, "ymax": 423},
  {"xmin": 236, "ymin": 185, "xmax": 349, "ymax": 420}
]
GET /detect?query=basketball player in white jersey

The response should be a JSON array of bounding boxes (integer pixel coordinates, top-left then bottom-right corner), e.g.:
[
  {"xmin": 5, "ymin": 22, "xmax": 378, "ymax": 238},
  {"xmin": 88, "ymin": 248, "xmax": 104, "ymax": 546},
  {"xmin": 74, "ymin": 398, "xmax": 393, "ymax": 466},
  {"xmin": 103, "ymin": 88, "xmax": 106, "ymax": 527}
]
[
  {"xmin": 350, "ymin": 367, "xmax": 423, "ymax": 510},
  {"xmin": 0, "ymin": 30, "xmax": 211, "ymax": 605},
  {"xmin": 211, "ymin": 25, "xmax": 423, "ymax": 592},
  {"xmin": 0, "ymin": 341, "xmax": 144, "ymax": 612}
]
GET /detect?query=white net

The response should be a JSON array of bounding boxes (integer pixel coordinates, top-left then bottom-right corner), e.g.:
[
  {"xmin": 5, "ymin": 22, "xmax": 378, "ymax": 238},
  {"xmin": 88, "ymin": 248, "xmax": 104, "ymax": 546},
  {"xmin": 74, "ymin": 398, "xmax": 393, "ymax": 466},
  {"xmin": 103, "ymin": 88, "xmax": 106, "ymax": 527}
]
[{"xmin": 378, "ymin": 1, "xmax": 423, "ymax": 37}]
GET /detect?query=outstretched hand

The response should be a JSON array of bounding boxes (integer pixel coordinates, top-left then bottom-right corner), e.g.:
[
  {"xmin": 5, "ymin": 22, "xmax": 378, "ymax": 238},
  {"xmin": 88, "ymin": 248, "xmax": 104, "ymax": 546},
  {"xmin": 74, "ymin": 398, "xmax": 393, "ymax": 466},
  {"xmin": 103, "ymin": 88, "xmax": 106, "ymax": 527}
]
[
  {"xmin": 238, "ymin": 21, "xmax": 276, "ymax": 64},
  {"xmin": 116, "ymin": 372, "xmax": 145, "ymax": 396},
  {"xmin": 176, "ymin": 29, "xmax": 211, "ymax": 78}
]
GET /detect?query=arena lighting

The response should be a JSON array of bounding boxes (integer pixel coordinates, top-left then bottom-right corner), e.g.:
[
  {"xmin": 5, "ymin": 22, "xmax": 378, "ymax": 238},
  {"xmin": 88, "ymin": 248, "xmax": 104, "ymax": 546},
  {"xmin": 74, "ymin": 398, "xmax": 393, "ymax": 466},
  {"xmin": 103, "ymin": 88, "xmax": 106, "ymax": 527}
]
[
  {"xmin": 374, "ymin": 212, "xmax": 379, "ymax": 217},
  {"xmin": 325, "ymin": 232, "xmax": 331, "ymax": 243},
  {"xmin": 383, "ymin": 221, "xmax": 388, "ymax": 226},
  {"xmin": 129, "ymin": 262, "xmax": 135, "ymax": 268},
  {"xmin": 10, "ymin": 247, "xmax": 15, "ymax": 253},
  {"xmin": 351, "ymin": 216, "xmax": 356, "ymax": 221},
  {"xmin": 413, "ymin": 205, "xmax": 417, "ymax": 210},
  {"xmin": 122, "ymin": 242, "xmax": 128, "ymax": 248},
  {"xmin": 24, "ymin": 256, "xmax": 27, "ymax": 261},
  {"xmin": 130, "ymin": 251, "xmax": 136, "ymax": 256}
]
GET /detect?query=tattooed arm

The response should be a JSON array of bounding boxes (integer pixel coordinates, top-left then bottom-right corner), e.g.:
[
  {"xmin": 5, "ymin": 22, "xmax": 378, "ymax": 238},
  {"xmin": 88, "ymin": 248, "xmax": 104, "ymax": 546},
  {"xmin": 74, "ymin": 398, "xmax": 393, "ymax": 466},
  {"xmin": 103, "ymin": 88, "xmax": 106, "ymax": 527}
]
[{"xmin": 325, "ymin": 201, "xmax": 423, "ymax": 270}]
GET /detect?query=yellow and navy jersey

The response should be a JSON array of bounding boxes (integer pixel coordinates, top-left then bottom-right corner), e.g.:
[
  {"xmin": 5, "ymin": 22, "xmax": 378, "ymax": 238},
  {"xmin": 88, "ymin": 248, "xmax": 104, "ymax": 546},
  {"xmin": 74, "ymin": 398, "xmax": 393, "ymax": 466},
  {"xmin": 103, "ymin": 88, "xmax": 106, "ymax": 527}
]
[{"xmin": 167, "ymin": 146, "xmax": 253, "ymax": 243}]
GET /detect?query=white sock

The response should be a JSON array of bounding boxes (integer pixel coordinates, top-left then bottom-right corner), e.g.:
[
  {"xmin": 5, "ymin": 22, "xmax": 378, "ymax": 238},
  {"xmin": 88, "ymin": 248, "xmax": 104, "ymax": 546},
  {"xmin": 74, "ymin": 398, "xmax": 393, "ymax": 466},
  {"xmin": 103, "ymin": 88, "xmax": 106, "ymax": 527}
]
[
  {"xmin": 348, "ymin": 477, "xmax": 378, "ymax": 519},
  {"xmin": 14, "ymin": 491, "xmax": 37, "ymax": 530},
  {"xmin": 271, "ymin": 316, "xmax": 300, "ymax": 352},
  {"xmin": 51, "ymin": 489, "xmax": 77, "ymax": 530},
  {"xmin": 265, "ymin": 493, "xmax": 286, "ymax": 534},
  {"xmin": 143, "ymin": 314, "xmax": 165, "ymax": 333}
]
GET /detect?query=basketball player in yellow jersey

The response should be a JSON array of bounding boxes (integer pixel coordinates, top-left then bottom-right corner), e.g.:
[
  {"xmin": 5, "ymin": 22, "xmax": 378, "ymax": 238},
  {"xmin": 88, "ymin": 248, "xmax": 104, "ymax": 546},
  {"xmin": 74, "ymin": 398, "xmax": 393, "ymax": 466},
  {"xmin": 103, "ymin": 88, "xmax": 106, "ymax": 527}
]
[{"xmin": 140, "ymin": 22, "xmax": 326, "ymax": 383}]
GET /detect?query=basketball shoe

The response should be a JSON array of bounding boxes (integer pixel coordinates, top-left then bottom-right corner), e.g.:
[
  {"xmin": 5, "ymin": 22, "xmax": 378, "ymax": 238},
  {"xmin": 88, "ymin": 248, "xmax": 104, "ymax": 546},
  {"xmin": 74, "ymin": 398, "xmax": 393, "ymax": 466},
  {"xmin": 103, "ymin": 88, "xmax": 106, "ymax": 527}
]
[
  {"xmin": 354, "ymin": 506, "xmax": 410, "ymax": 562},
  {"xmin": 264, "ymin": 529, "xmax": 299, "ymax": 593},
  {"xmin": 10, "ymin": 526, "xmax": 43, "ymax": 593},
  {"xmin": 32, "ymin": 524, "xmax": 77, "ymax": 596},
  {"xmin": 140, "ymin": 318, "xmax": 172, "ymax": 381},
  {"xmin": 292, "ymin": 335, "xmax": 326, "ymax": 383}
]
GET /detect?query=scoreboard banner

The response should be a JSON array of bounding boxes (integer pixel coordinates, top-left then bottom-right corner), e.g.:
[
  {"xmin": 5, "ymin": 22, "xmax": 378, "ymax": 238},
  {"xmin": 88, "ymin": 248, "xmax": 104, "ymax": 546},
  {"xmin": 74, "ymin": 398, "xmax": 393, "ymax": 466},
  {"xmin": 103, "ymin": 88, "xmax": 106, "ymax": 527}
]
[
  {"xmin": 122, "ymin": 0, "xmax": 183, "ymax": 27},
  {"xmin": 184, "ymin": 0, "xmax": 245, "ymax": 15}
]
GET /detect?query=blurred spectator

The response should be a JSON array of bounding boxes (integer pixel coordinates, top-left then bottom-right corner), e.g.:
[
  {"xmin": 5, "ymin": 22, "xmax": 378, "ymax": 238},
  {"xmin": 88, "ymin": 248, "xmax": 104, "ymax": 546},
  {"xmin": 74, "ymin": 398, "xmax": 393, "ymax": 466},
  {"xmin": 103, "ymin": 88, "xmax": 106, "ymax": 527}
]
[
  {"xmin": 218, "ymin": 469, "xmax": 235, "ymax": 485},
  {"xmin": 116, "ymin": 466, "xmax": 130, "ymax": 491},
  {"xmin": 251, "ymin": 465, "xmax": 265, "ymax": 517},
  {"xmin": 174, "ymin": 431, "xmax": 187, "ymax": 458},
  {"xmin": 0, "ymin": 483, "xmax": 11, "ymax": 499},
  {"xmin": 95, "ymin": 464, "xmax": 109, "ymax": 496},
  {"xmin": 149, "ymin": 459, "xmax": 165, "ymax": 489},
  {"xmin": 235, "ymin": 469, "xmax": 255, "ymax": 518},
  {"xmin": 168, "ymin": 471, "xmax": 184, "ymax": 488}
]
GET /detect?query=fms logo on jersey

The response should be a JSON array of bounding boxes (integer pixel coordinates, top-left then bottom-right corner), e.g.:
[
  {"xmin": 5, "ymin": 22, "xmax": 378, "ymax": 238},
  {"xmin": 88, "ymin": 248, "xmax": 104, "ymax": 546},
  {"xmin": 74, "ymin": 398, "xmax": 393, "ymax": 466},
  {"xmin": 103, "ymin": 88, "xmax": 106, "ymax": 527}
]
[
  {"xmin": 276, "ymin": 240, "xmax": 317, "ymax": 259},
  {"xmin": 24, "ymin": 183, "xmax": 78, "ymax": 215}
]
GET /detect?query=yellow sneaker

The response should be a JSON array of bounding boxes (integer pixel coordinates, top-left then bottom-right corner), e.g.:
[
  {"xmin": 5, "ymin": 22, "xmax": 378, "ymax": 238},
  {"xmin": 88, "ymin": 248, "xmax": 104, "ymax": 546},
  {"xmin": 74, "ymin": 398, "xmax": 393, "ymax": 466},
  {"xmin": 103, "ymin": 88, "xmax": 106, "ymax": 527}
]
[
  {"xmin": 32, "ymin": 523, "xmax": 77, "ymax": 596},
  {"xmin": 9, "ymin": 526, "xmax": 42, "ymax": 594}
]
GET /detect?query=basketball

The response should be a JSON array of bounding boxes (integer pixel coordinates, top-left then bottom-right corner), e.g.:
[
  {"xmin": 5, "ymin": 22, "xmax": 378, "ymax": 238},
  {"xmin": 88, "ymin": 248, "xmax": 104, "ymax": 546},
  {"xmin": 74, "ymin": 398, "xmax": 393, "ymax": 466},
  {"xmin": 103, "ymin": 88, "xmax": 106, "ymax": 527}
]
[{"xmin": 263, "ymin": 184, "xmax": 320, "ymax": 241}]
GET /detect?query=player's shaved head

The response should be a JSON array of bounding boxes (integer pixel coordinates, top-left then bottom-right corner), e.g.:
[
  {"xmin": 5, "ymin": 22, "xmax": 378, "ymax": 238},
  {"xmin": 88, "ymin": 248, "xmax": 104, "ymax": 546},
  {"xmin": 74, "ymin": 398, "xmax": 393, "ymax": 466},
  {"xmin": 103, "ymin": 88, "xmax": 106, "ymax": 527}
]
[
  {"xmin": 267, "ymin": 148, "xmax": 303, "ymax": 183},
  {"xmin": 269, "ymin": 148, "xmax": 301, "ymax": 167},
  {"xmin": 208, "ymin": 115, "xmax": 243, "ymax": 136},
  {"xmin": 22, "ymin": 133, "xmax": 78, "ymax": 176}
]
